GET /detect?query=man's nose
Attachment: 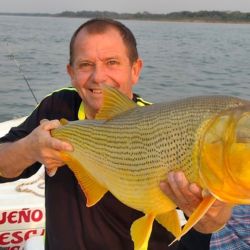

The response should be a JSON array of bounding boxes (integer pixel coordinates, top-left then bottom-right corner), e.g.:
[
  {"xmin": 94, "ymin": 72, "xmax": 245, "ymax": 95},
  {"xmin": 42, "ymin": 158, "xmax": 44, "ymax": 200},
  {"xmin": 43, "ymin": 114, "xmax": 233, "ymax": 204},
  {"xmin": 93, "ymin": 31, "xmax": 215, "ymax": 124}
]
[{"xmin": 92, "ymin": 64, "xmax": 107, "ymax": 83}]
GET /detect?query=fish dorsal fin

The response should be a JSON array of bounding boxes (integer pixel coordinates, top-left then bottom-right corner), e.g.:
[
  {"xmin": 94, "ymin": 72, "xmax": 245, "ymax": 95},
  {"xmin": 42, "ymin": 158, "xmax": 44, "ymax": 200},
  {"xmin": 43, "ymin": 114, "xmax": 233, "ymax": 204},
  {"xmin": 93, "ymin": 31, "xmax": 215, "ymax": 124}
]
[
  {"xmin": 170, "ymin": 194, "xmax": 216, "ymax": 245},
  {"xmin": 131, "ymin": 213, "xmax": 155, "ymax": 250},
  {"xmin": 60, "ymin": 118, "xmax": 69, "ymax": 125},
  {"xmin": 156, "ymin": 209, "xmax": 181, "ymax": 238},
  {"xmin": 95, "ymin": 85, "xmax": 137, "ymax": 120},
  {"xmin": 60, "ymin": 152, "xmax": 108, "ymax": 207}
]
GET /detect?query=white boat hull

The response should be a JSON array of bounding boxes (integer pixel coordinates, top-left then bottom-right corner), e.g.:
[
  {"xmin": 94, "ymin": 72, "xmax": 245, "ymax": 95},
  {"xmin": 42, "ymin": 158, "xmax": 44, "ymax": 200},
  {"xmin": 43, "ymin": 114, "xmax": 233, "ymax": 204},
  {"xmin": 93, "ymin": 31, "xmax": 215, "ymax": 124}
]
[{"xmin": 0, "ymin": 117, "xmax": 45, "ymax": 249}]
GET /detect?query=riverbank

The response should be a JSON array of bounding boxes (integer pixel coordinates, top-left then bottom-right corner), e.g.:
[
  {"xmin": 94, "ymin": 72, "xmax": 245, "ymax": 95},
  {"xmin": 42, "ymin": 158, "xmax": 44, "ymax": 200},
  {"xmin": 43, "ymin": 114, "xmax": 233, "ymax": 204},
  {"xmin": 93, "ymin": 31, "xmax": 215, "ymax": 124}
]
[{"xmin": 1, "ymin": 10, "xmax": 250, "ymax": 24}]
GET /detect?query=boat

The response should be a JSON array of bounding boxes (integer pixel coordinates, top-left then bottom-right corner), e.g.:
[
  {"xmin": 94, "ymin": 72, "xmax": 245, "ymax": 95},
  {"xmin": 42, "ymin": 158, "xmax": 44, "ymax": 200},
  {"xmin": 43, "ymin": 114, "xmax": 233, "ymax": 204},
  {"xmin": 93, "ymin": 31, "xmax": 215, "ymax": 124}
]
[{"xmin": 0, "ymin": 117, "xmax": 45, "ymax": 250}]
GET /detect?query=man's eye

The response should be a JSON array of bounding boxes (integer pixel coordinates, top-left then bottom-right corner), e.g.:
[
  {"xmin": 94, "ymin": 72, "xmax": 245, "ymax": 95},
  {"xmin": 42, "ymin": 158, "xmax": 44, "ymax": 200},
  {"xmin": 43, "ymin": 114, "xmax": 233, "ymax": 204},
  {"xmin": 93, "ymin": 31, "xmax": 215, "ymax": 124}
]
[
  {"xmin": 77, "ymin": 62, "xmax": 94, "ymax": 71},
  {"xmin": 107, "ymin": 60, "xmax": 118, "ymax": 66},
  {"xmin": 79, "ymin": 62, "xmax": 92, "ymax": 67}
]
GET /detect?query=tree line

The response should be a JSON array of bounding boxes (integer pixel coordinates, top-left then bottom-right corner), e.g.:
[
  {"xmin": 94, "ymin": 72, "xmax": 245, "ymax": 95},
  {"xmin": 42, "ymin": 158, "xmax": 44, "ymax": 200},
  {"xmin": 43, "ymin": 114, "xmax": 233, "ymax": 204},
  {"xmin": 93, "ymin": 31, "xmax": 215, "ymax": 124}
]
[{"xmin": 1, "ymin": 10, "xmax": 250, "ymax": 23}]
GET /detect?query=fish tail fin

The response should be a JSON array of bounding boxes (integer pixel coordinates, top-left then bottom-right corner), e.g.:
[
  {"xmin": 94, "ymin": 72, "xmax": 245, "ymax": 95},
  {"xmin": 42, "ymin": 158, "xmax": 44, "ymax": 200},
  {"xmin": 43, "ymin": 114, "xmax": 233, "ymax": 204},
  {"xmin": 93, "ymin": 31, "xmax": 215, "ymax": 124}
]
[
  {"xmin": 170, "ymin": 195, "xmax": 216, "ymax": 245},
  {"xmin": 131, "ymin": 213, "xmax": 155, "ymax": 250}
]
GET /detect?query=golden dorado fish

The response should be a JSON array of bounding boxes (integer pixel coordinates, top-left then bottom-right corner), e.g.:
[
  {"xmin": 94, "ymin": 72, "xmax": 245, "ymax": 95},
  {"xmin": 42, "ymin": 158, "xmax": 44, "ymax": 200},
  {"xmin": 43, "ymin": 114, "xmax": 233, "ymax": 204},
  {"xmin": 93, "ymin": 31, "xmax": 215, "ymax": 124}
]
[{"xmin": 51, "ymin": 86, "xmax": 250, "ymax": 249}]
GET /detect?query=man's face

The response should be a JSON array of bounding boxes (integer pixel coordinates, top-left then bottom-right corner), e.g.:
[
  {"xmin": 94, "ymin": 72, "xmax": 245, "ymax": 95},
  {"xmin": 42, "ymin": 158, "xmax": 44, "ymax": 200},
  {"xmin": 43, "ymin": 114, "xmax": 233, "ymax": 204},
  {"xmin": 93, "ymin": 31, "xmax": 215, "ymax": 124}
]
[{"xmin": 67, "ymin": 27, "xmax": 143, "ymax": 118}]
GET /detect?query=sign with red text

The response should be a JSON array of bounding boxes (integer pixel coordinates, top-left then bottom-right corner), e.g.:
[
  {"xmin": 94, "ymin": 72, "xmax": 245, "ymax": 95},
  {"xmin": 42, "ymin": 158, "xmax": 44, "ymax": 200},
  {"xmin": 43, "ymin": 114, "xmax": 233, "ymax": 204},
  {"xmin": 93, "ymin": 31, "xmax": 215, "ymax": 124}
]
[
  {"xmin": 0, "ymin": 208, "xmax": 45, "ymax": 249},
  {"xmin": 0, "ymin": 167, "xmax": 45, "ymax": 249}
]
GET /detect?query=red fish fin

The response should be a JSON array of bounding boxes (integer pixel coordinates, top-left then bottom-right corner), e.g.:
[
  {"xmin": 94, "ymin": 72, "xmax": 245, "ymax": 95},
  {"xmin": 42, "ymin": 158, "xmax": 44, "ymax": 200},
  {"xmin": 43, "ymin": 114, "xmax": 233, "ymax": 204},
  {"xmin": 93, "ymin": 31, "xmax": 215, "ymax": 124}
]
[
  {"xmin": 156, "ymin": 209, "xmax": 181, "ymax": 238},
  {"xmin": 170, "ymin": 195, "xmax": 216, "ymax": 245},
  {"xmin": 131, "ymin": 213, "xmax": 155, "ymax": 250},
  {"xmin": 95, "ymin": 85, "xmax": 137, "ymax": 120},
  {"xmin": 61, "ymin": 152, "xmax": 108, "ymax": 207}
]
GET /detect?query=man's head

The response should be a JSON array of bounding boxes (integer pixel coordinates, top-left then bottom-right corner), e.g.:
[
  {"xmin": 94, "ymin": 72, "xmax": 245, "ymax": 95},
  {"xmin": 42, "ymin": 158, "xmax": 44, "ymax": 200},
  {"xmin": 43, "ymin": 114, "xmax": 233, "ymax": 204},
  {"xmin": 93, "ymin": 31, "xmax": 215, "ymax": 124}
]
[
  {"xmin": 69, "ymin": 18, "xmax": 139, "ymax": 66},
  {"xmin": 67, "ymin": 18, "xmax": 143, "ymax": 119}
]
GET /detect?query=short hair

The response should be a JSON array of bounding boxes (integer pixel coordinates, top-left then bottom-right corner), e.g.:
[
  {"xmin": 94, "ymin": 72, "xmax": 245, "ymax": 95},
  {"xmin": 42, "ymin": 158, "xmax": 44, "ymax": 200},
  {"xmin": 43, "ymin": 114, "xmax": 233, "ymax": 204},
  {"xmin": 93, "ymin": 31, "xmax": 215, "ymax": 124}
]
[{"xmin": 69, "ymin": 18, "xmax": 139, "ymax": 65}]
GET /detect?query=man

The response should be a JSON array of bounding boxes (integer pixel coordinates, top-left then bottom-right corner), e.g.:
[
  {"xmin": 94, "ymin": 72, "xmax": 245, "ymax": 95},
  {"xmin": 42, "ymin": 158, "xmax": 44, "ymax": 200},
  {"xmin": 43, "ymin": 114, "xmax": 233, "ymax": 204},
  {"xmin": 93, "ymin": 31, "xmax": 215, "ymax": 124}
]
[{"xmin": 0, "ymin": 18, "xmax": 231, "ymax": 249}]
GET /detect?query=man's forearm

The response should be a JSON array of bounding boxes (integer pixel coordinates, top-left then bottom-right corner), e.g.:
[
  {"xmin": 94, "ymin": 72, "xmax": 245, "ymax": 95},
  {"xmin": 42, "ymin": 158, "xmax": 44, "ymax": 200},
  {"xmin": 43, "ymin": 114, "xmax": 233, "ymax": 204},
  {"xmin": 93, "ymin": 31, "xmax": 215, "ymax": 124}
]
[
  {"xmin": 0, "ymin": 139, "xmax": 35, "ymax": 178},
  {"xmin": 193, "ymin": 203, "xmax": 232, "ymax": 233}
]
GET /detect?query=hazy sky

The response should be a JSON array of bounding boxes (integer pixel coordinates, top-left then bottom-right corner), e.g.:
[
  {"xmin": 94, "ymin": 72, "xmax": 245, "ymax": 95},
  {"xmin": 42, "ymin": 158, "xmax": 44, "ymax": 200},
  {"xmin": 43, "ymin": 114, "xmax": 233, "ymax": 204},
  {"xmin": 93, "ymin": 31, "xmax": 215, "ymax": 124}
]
[{"xmin": 1, "ymin": 0, "xmax": 250, "ymax": 14}]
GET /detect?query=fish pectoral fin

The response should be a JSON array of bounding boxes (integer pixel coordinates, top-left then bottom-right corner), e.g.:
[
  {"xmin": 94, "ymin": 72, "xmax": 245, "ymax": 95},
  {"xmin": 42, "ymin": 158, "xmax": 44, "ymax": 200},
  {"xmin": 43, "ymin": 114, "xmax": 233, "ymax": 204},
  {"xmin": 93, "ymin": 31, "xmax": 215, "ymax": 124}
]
[
  {"xmin": 156, "ymin": 209, "xmax": 181, "ymax": 238},
  {"xmin": 95, "ymin": 85, "xmax": 137, "ymax": 120},
  {"xmin": 170, "ymin": 194, "xmax": 216, "ymax": 245},
  {"xmin": 131, "ymin": 213, "xmax": 155, "ymax": 250},
  {"xmin": 60, "ymin": 153, "xmax": 108, "ymax": 207}
]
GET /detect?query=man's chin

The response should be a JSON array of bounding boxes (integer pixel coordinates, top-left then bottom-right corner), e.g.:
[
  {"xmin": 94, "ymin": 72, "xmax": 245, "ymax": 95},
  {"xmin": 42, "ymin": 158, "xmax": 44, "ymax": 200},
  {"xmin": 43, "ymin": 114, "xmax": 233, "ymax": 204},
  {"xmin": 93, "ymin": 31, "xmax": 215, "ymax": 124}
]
[{"xmin": 92, "ymin": 103, "xmax": 103, "ymax": 114}]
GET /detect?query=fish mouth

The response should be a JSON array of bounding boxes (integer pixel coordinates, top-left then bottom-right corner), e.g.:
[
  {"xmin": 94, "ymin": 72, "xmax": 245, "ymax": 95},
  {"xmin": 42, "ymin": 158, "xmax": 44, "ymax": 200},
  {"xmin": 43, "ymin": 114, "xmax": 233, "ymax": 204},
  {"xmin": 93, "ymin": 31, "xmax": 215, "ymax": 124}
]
[
  {"xmin": 200, "ymin": 173, "xmax": 250, "ymax": 204},
  {"xmin": 199, "ymin": 108, "xmax": 250, "ymax": 204}
]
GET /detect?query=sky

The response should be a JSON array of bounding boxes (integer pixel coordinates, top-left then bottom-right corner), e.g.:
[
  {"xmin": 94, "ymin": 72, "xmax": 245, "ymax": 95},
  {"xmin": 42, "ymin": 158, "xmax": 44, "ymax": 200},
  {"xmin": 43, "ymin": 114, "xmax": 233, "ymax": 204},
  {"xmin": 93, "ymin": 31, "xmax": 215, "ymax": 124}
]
[{"xmin": 1, "ymin": 0, "xmax": 250, "ymax": 14}]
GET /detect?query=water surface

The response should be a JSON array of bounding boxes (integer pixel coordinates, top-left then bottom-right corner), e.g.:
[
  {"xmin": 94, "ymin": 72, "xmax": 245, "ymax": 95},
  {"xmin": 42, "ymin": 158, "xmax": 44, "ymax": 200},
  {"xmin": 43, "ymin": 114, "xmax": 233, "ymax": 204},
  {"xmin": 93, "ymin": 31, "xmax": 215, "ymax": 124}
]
[{"xmin": 1, "ymin": 15, "xmax": 250, "ymax": 122}]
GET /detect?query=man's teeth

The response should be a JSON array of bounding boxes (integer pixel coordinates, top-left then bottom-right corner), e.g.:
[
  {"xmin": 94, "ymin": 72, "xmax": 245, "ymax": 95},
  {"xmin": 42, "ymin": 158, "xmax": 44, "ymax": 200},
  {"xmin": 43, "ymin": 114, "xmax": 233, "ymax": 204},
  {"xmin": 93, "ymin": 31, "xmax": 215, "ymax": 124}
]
[{"xmin": 92, "ymin": 90, "xmax": 102, "ymax": 94}]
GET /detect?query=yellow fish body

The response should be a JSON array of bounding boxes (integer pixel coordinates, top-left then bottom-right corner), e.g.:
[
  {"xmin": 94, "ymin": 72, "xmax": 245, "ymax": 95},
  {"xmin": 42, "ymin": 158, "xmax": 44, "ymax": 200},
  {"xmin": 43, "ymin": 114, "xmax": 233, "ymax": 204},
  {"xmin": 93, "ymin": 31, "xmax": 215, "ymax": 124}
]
[{"xmin": 51, "ymin": 86, "xmax": 250, "ymax": 249}]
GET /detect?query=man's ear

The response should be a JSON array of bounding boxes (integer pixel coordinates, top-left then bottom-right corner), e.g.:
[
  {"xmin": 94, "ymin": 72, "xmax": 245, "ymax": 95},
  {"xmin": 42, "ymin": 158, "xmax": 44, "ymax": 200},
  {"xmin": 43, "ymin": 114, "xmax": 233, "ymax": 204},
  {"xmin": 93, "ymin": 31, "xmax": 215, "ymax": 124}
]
[
  {"xmin": 131, "ymin": 58, "xmax": 143, "ymax": 85},
  {"xmin": 67, "ymin": 64, "xmax": 74, "ymax": 81}
]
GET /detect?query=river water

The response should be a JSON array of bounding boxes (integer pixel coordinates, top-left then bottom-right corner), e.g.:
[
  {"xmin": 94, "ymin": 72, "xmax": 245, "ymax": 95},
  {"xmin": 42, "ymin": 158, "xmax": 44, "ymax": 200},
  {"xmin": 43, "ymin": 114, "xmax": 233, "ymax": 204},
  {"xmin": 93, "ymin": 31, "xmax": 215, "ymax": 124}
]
[{"xmin": 0, "ymin": 15, "xmax": 250, "ymax": 122}]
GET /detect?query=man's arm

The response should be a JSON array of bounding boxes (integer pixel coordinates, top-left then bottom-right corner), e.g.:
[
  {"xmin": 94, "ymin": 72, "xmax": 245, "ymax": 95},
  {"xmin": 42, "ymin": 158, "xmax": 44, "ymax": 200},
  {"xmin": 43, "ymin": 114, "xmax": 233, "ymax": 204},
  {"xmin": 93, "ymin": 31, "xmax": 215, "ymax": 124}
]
[
  {"xmin": 0, "ymin": 119, "xmax": 73, "ymax": 178},
  {"xmin": 160, "ymin": 171, "xmax": 232, "ymax": 234}
]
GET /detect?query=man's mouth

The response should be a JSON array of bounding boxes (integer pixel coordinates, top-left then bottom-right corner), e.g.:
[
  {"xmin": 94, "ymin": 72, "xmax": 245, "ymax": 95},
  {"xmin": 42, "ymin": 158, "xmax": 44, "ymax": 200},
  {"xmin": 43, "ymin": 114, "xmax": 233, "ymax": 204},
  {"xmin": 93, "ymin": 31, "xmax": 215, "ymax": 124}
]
[{"xmin": 91, "ymin": 89, "xmax": 102, "ymax": 94}]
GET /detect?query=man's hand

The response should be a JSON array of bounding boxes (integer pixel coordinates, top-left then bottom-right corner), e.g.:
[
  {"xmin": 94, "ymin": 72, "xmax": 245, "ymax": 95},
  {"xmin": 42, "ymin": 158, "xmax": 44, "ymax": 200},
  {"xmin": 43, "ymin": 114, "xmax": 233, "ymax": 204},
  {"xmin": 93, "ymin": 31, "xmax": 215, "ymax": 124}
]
[
  {"xmin": 26, "ymin": 119, "xmax": 73, "ymax": 176},
  {"xmin": 160, "ymin": 171, "xmax": 232, "ymax": 233}
]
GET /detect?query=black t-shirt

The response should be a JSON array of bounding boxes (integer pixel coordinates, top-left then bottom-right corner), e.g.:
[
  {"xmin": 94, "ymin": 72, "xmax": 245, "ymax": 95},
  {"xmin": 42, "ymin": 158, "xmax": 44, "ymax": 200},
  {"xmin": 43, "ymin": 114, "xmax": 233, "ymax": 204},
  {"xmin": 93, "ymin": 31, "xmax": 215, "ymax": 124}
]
[{"xmin": 0, "ymin": 87, "xmax": 211, "ymax": 250}]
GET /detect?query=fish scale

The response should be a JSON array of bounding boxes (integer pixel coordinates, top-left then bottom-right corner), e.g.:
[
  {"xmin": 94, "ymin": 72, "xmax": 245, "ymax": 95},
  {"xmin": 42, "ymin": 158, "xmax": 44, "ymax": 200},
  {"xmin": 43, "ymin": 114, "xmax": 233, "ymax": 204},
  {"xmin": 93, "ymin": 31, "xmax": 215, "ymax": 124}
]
[{"xmin": 52, "ymin": 87, "xmax": 250, "ymax": 249}]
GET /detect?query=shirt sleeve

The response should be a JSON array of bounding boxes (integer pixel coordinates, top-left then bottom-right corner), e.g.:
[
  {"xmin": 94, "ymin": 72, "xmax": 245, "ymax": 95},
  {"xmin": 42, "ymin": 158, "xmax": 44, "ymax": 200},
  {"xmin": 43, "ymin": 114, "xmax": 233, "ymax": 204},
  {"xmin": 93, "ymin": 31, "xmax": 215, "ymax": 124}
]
[
  {"xmin": 0, "ymin": 94, "xmax": 55, "ymax": 144},
  {"xmin": 0, "ymin": 96, "xmax": 54, "ymax": 182},
  {"xmin": 210, "ymin": 205, "xmax": 250, "ymax": 250}
]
